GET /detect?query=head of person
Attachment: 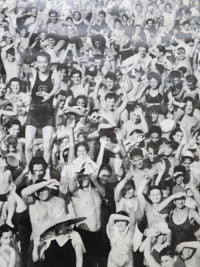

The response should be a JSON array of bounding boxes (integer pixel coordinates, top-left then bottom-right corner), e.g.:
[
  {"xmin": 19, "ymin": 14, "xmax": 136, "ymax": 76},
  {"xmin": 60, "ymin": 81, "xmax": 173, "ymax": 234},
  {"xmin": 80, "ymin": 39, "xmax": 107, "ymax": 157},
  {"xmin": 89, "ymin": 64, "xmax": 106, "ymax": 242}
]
[
  {"xmin": 160, "ymin": 181, "xmax": 172, "ymax": 199},
  {"xmin": 146, "ymin": 18, "xmax": 155, "ymax": 28},
  {"xmin": 130, "ymin": 147, "xmax": 144, "ymax": 169},
  {"xmin": 35, "ymin": 179, "xmax": 52, "ymax": 201},
  {"xmin": 6, "ymin": 48, "xmax": 15, "ymax": 62},
  {"xmin": 77, "ymin": 170, "xmax": 91, "ymax": 189},
  {"xmin": 7, "ymin": 135, "xmax": 18, "ymax": 153},
  {"xmin": 181, "ymin": 151, "xmax": 194, "ymax": 171},
  {"xmin": 47, "ymin": 33, "xmax": 57, "ymax": 48},
  {"xmin": 115, "ymin": 211, "xmax": 129, "ymax": 232},
  {"xmin": 105, "ymin": 72, "xmax": 117, "ymax": 90},
  {"xmin": 94, "ymin": 55, "xmax": 104, "ymax": 70},
  {"xmin": 183, "ymin": 96, "xmax": 195, "ymax": 116},
  {"xmin": 98, "ymin": 164, "xmax": 112, "ymax": 185},
  {"xmin": 49, "ymin": 9, "xmax": 58, "ymax": 23},
  {"xmin": 122, "ymin": 180, "xmax": 135, "ymax": 199},
  {"xmin": 185, "ymin": 75, "xmax": 198, "ymax": 91},
  {"xmin": 75, "ymin": 141, "xmax": 90, "ymax": 158},
  {"xmin": 173, "ymin": 165, "xmax": 186, "ymax": 185},
  {"xmin": 0, "ymin": 82, "xmax": 6, "ymax": 99},
  {"xmin": 176, "ymin": 47, "xmax": 186, "ymax": 60},
  {"xmin": 0, "ymin": 225, "xmax": 14, "ymax": 247},
  {"xmin": 134, "ymin": 67, "xmax": 145, "ymax": 81},
  {"xmin": 70, "ymin": 69, "xmax": 82, "ymax": 85},
  {"xmin": 168, "ymin": 70, "xmax": 182, "ymax": 87},
  {"xmin": 74, "ymin": 95, "xmax": 88, "ymax": 108},
  {"xmin": 147, "ymin": 141, "xmax": 159, "ymax": 163},
  {"xmin": 149, "ymin": 126, "xmax": 162, "ymax": 144},
  {"xmin": 29, "ymin": 157, "xmax": 48, "ymax": 180},
  {"xmin": 138, "ymin": 43, "xmax": 149, "ymax": 58},
  {"xmin": 172, "ymin": 185, "xmax": 186, "ymax": 209},
  {"xmin": 98, "ymin": 10, "xmax": 106, "ymax": 22},
  {"xmin": 147, "ymin": 72, "xmax": 162, "ymax": 90},
  {"xmin": 146, "ymin": 106, "xmax": 160, "ymax": 124},
  {"xmin": 9, "ymin": 77, "xmax": 21, "ymax": 94},
  {"xmin": 6, "ymin": 119, "xmax": 21, "ymax": 137},
  {"xmin": 105, "ymin": 92, "xmax": 117, "ymax": 111},
  {"xmin": 154, "ymin": 222, "xmax": 171, "ymax": 245},
  {"xmin": 159, "ymin": 248, "xmax": 176, "ymax": 267},
  {"xmin": 126, "ymin": 102, "xmax": 143, "ymax": 124},
  {"xmin": 163, "ymin": 140, "xmax": 178, "ymax": 157},
  {"xmin": 148, "ymin": 186, "xmax": 162, "ymax": 204},
  {"xmin": 88, "ymin": 109, "xmax": 101, "ymax": 125},
  {"xmin": 169, "ymin": 128, "xmax": 183, "ymax": 144},
  {"xmin": 85, "ymin": 66, "xmax": 97, "ymax": 84},
  {"xmin": 35, "ymin": 51, "xmax": 50, "ymax": 73},
  {"xmin": 91, "ymin": 34, "xmax": 106, "ymax": 50}
]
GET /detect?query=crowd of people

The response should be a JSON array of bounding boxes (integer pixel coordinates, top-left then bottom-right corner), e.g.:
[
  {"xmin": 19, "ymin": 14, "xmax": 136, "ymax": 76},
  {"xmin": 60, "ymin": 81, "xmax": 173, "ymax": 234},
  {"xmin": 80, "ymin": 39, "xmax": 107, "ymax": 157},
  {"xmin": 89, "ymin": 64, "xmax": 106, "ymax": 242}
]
[{"xmin": 1, "ymin": 0, "xmax": 200, "ymax": 266}]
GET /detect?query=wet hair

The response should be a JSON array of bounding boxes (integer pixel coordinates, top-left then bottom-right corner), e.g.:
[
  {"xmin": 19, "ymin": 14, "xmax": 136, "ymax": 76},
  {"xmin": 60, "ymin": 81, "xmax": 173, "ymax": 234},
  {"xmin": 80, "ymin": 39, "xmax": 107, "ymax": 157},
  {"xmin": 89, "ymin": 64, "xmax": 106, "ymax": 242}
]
[
  {"xmin": 159, "ymin": 247, "xmax": 174, "ymax": 259},
  {"xmin": 0, "ymin": 224, "xmax": 13, "ymax": 238},
  {"xmin": 99, "ymin": 163, "xmax": 112, "ymax": 175},
  {"xmin": 105, "ymin": 92, "xmax": 118, "ymax": 102},
  {"xmin": 147, "ymin": 72, "xmax": 161, "ymax": 87},
  {"xmin": 168, "ymin": 70, "xmax": 181, "ymax": 80},
  {"xmin": 148, "ymin": 185, "xmax": 162, "ymax": 195},
  {"xmin": 49, "ymin": 9, "xmax": 57, "ymax": 16},
  {"xmin": 122, "ymin": 180, "xmax": 135, "ymax": 197},
  {"xmin": 75, "ymin": 141, "xmax": 90, "ymax": 157},
  {"xmin": 5, "ymin": 119, "xmax": 21, "ymax": 131},
  {"xmin": 91, "ymin": 34, "xmax": 106, "ymax": 46},
  {"xmin": 105, "ymin": 72, "xmax": 117, "ymax": 81},
  {"xmin": 174, "ymin": 165, "xmax": 186, "ymax": 176},
  {"xmin": 183, "ymin": 96, "xmax": 195, "ymax": 106},
  {"xmin": 70, "ymin": 69, "xmax": 82, "ymax": 79},
  {"xmin": 185, "ymin": 75, "xmax": 198, "ymax": 86},
  {"xmin": 130, "ymin": 147, "xmax": 143, "ymax": 159},
  {"xmin": 149, "ymin": 126, "xmax": 162, "ymax": 137},
  {"xmin": 73, "ymin": 95, "xmax": 88, "ymax": 107},
  {"xmin": 147, "ymin": 141, "xmax": 159, "ymax": 154},
  {"xmin": 126, "ymin": 102, "xmax": 143, "ymax": 113},
  {"xmin": 156, "ymin": 44, "xmax": 166, "ymax": 55},
  {"xmin": 169, "ymin": 127, "xmax": 183, "ymax": 141},
  {"xmin": 29, "ymin": 157, "xmax": 48, "ymax": 175}
]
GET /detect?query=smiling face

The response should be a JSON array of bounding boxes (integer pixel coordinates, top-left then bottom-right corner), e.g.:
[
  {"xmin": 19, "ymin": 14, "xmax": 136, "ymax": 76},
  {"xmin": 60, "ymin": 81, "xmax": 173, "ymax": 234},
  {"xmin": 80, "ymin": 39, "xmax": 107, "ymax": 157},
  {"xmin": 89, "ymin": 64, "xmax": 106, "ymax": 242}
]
[
  {"xmin": 33, "ymin": 164, "xmax": 45, "ymax": 180},
  {"xmin": 106, "ymin": 97, "xmax": 116, "ymax": 111},
  {"xmin": 185, "ymin": 100, "xmax": 193, "ymax": 115},
  {"xmin": 123, "ymin": 184, "xmax": 134, "ymax": 199},
  {"xmin": 149, "ymin": 78, "xmax": 158, "ymax": 89},
  {"xmin": 173, "ymin": 197, "xmax": 185, "ymax": 209},
  {"xmin": 149, "ymin": 189, "xmax": 162, "ymax": 204},
  {"xmin": 76, "ymin": 145, "xmax": 88, "ymax": 158},
  {"xmin": 36, "ymin": 55, "xmax": 49, "ymax": 73},
  {"xmin": 131, "ymin": 155, "xmax": 143, "ymax": 169},
  {"xmin": 10, "ymin": 81, "xmax": 20, "ymax": 94},
  {"xmin": 37, "ymin": 187, "xmax": 50, "ymax": 201},
  {"xmin": 98, "ymin": 169, "xmax": 111, "ymax": 185},
  {"xmin": 115, "ymin": 220, "xmax": 128, "ymax": 233}
]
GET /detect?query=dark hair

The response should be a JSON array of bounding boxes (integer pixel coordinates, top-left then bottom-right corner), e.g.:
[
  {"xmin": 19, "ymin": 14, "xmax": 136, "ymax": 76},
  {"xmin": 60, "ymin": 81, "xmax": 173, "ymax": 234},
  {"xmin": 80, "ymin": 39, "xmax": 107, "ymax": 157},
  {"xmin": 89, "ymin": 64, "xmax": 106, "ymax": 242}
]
[
  {"xmin": 99, "ymin": 163, "xmax": 112, "ymax": 175},
  {"xmin": 122, "ymin": 180, "xmax": 135, "ymax": 197},
  {"xmin": 49, "ymin": 9, "xmax": 57, "ymax": 16},
  {"xmin": 29, "ymin": 157, "xmax": 48, "ymax": 175},
  {"xmin": 105, "ymin": 72, "xmax": 117, "ymax": 81},
  {"xmin": 71, "ymin": 69, "xmax": 82, "ymax": 79},
  {"xmin": 159, "ymin": 247, "xmax": 174, "ymax": 259},
  {"xmin": 156, "ymin": 44, "xmax": 166, "ymax": 55},
  {"xmin": 148, "ymin": 185, "xmax": 162, "ymax": 195},
  {"xmin": 147, "ymin": 141, "xmax": 159, "ymax": 154},
  {"xmin": 8, "ymin": 77, "xmax": 21, "ymax": 88},
  {"xmin": 74, "ymin": 95, "xmax": 88, "ymax": 108},
  {"xmin": 130, "ymin": 147, "xmax": 143, "ymax": 159},
  {"xmin": 105, "ymin": 92, "xmax": 117, "ymax": 102},
  {"xmin": 149, "ymin": 126, "xmax": 162, "ymax": 137},
  {"xmin": 116, "ymin": 210, "xmax": 129, "ymax": 216},
  {"xmin": 5, "ymin": 119, "xmax": 21, "ymax": 130},
  {"xmin": 75, "ymin": 141, "xmax": 90, "ymax": 157},
  {"xmin": 99, "ymin": 10, "xmax": 106, "ymax": 17},
  {"xmin": 147, "ymin": 72, "xmax": 161, "ymax": 87},
  {"xmin": 185, "ymin": 75, "xmax": 198, "ymax": 86},
  {"xmin": 0, "ymin": 224, "xmax": 13, "ymax": 238},
  {"xmin": 169, "ymin": 127, "xmax": 183, "ymax": 141}
]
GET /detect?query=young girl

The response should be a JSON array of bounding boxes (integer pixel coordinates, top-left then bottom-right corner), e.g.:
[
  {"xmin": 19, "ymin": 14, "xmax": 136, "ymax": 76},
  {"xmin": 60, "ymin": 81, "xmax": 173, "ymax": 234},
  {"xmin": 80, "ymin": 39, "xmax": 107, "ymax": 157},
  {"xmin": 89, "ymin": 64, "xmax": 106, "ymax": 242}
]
[{"xmin": 107, "ymin": 211, "xmax": 136, "ymax": 267}]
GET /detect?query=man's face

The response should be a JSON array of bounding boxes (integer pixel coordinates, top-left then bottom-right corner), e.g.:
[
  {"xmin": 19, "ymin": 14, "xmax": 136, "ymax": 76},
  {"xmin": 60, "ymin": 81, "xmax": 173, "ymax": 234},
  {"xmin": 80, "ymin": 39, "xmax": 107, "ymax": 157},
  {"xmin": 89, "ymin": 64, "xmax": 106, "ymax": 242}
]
[
  {"xmin": 160, "ymin": 255, "xmax": 174, "ymax": 267},
  {"xmin": 147, "ymin": 147, "xmax": 156, "ymax": 162},
  {"xmin": 33, "ymin": 164, "xmax": 45, "ymax": 179},
  {"xmin": 131, "ymin": 155, "xmax": 143, "ymax": 169},
  {"xmin": 49, "ymin": 13, "xmax": 57, "ymax": 23},
  {"xmin": 37, "ymin": 187, "xmax": 50, "ymax": 201},
  {"xmin": 36, "ymin": 56, "xmax": 49, "ymax": 73},
  {"xmin": 7, "ymin": 53, "xmax": 15, "ymax": 62},
  {"xmin": 106, "ymin": 97, "xmax": 116, "ymax": 111},
  {"xmin": 98, "ymin": 169, "xmax": 110, "ymax": 184},
  {"xmin": 130, "ymin": 110, "xmax": 140, "ymax": 124},
  {"xmin": 149, "ymin": 189, "xmax": 162, "ymax": 204},
  {"xmin": 94, "ymin": 59, "xmax": 103, "ymax": 70},
  {"xmin": 106, "ymin": 78, "xmax": 115, "ymax": 90},
  {"xmin": 71, "ymin": 73, "xmax": 81, "ymax": 85},
  {"xmin": 150, "ymin": 132, "xmax": 160, "ymax": 143},
  {"xmin": 139, "ymin": 47, "xmax": 147, "ymax": 58},
  {"xmin": 74, "ymin": 12, "xmax": 81, "ymax": 21}
]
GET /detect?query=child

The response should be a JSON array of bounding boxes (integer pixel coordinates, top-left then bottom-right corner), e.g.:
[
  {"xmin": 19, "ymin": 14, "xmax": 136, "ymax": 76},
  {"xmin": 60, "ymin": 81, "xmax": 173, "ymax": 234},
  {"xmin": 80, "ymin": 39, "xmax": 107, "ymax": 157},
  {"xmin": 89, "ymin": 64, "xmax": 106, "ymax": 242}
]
[
  {"xmin": 0, "ymin": 224, "xmax": 16, "ymax": 267},
  {"xmin": 0, "ymin": 157, "xmax": 16, "ymax": 228},
  {"xmin": 107, "ymin": 211, "xmax": 136, "ymax": 267}
]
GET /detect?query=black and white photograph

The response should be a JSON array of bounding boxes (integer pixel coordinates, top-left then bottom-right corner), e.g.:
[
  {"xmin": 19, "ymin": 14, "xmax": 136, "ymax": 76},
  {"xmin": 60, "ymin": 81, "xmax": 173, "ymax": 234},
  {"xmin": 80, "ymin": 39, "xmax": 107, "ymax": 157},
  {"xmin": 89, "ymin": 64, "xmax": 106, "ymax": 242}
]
[{"xmin": 0, "ymin": 0, "xmax": 200, "ymax": 266}]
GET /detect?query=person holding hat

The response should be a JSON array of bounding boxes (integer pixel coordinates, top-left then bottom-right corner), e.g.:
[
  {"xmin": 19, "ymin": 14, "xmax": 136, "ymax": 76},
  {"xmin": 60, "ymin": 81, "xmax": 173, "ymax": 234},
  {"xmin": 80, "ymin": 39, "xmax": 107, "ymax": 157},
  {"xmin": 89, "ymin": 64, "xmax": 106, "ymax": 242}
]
[{"xmin": 106, "ymin": 210, "xmax": 136, "ymax": 267}]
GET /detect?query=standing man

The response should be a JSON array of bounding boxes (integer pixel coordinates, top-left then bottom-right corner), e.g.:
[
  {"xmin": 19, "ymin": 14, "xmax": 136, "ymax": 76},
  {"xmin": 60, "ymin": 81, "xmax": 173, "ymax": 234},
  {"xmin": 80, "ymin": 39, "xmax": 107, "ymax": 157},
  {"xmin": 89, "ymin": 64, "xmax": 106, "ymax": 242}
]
[{"xmin": 25, "ymin": 52, "xmax": 60, "ymax": 165}]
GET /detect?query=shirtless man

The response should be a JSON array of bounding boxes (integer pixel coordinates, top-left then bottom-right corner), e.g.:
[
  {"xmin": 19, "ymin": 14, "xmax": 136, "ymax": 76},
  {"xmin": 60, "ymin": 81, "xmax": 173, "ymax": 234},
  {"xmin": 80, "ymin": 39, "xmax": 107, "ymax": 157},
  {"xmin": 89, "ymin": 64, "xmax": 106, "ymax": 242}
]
[
  {"xmin": 70, "ymin": 171, "xmax": 102, "ymax": 267},
  {"xmin": 21, "ymin": 179, "xmax": 71, "ymax": 266},
  {"xmin": 0, "ymin": 157, "xmax": 15, "ymax": 228}
]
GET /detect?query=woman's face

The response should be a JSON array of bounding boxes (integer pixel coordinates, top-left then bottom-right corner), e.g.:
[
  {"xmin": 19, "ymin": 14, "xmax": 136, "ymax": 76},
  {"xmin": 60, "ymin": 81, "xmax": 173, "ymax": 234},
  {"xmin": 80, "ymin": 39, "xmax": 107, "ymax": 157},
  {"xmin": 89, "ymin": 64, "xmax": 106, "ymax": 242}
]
[
  {"xmin": 149, "ymin": 189, "xmax": 162, "ymax": 204},
  {"xmin": 174, "ymin": 197, "xmax": 185, "ymax": 209},
  {"xmin": 77, "ymin": 145, "xmax": 88, "ymax": 157},
  {"xmin": 10, "ymin": 81, "xmax": 20, "ymax": 94},
  {"xmin": 76, "ymin": 98, "xmax": 86, "ymax": 107},
  {"xmin": 116, "ymin": 220, "xmax": 128, "ymax": 233},
  {"xmin": 173, "ymin": 131, "xmax": 183, "ymax": 143},
  {"xmin": 149, "ymin": 78, "xmax": 158, "ymax": 89},
  {"xmin": 98, "ymin": 169, "xmax": 110, "ymax": 185},
  {"xmin": 8, "ymin": 124, "xmax": 20, "ymax": 137},
  {"xmin": 185, "ymin": 101, "xmax": 193, "ymax": 115},
  {"xmin": 123, "ymin": 185, "xmax": 134, "ymax": 199}
]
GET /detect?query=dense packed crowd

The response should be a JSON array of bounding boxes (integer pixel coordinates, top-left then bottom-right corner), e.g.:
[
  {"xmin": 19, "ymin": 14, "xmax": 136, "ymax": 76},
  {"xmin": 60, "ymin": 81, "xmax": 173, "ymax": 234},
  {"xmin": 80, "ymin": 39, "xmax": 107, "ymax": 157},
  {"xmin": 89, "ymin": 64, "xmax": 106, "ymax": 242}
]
[{"xmin": 1, "ymin": 0, "xmax": 200, "ymax": 266}]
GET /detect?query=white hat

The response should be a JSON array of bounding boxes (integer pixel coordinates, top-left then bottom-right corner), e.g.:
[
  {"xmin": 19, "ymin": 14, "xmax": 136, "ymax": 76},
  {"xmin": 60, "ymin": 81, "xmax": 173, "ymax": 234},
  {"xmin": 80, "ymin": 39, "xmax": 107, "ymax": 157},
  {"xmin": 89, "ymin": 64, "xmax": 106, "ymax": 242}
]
[
  {"xmin": 181, "ymin": 150, "xmax": 194, "ymax": 159},
  {"xmin": 160, "ymin": 119, "xmax": 175, "ymax": 133}
]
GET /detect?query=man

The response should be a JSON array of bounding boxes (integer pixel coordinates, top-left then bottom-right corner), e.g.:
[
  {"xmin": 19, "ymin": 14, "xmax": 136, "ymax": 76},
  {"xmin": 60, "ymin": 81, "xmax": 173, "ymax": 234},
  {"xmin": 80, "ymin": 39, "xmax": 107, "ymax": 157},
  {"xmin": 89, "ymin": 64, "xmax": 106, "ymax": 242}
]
[
  {"xmin": 70, "ymin": 170, "xmax": 102, "ymax": 267},
  {"xmin": 25, "ymin": 51, "xmax": 60, "ymax": 165}
]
